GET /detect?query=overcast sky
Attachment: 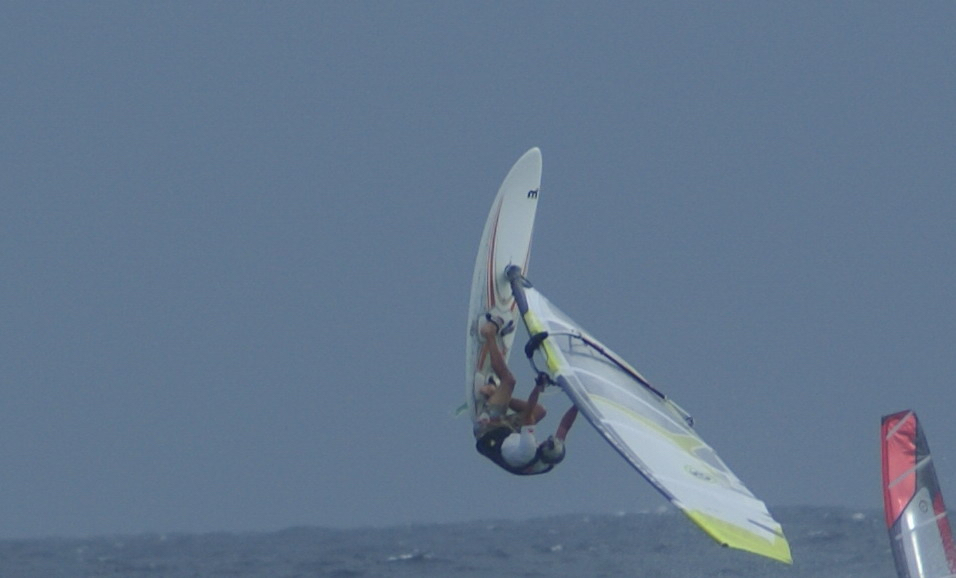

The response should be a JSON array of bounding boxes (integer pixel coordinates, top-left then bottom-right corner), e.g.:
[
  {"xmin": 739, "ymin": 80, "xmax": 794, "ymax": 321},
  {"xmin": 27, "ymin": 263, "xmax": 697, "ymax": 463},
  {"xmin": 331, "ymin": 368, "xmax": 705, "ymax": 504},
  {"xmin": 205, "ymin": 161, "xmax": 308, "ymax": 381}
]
[{"xmin": 3, "ymin": 2, "xmax": 955, "ymax": 539}]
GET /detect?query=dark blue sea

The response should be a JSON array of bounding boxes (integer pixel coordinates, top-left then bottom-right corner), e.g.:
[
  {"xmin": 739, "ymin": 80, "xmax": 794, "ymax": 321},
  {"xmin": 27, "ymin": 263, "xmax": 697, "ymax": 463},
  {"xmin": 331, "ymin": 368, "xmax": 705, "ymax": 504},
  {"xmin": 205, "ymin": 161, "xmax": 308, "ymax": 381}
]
[{"xmin": 0, "ymin": 507, "xmax": 897, "ymax": 577}]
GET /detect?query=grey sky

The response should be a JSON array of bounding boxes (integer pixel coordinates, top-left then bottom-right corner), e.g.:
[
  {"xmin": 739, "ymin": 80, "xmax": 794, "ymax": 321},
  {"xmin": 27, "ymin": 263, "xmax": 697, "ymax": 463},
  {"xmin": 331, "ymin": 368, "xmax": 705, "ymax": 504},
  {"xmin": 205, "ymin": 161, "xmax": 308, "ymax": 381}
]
[{"xmin": 3, "ymin": 3, "xmax": 955, "ymax": 539}]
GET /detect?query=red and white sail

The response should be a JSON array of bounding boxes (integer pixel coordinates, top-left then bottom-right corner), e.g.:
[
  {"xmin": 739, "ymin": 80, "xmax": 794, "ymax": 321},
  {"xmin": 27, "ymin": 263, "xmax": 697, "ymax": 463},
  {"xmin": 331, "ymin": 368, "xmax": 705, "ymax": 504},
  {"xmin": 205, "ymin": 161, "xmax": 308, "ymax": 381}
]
[{"xmin": 882, "ymin": 410, "xmax": 956, "ymax": 578}]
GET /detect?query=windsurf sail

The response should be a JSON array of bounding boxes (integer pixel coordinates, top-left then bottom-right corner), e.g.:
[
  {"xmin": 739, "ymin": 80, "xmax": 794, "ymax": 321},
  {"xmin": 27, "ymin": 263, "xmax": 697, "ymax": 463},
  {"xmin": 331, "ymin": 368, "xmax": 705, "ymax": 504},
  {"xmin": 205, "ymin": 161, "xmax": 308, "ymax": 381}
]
[
  {"xmin": 882, "ymin": 410, "xmax": 956, "ymax": 578},
  {"xmin": 506, "ymin": 266, "xmax": 792, "ymax": 564}
]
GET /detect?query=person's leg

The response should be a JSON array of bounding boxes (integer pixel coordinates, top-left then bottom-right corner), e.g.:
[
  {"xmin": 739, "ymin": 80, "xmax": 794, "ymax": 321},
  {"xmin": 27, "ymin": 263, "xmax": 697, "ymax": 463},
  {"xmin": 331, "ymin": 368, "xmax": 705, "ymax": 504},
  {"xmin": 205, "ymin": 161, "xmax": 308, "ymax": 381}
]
[
  {"xmin": 507, "ymin": 397, "xmax": 546, "ymax": 425},
  {"xmin": 481, "ymin": 321, "xmax": 516, "ymax": 407}
]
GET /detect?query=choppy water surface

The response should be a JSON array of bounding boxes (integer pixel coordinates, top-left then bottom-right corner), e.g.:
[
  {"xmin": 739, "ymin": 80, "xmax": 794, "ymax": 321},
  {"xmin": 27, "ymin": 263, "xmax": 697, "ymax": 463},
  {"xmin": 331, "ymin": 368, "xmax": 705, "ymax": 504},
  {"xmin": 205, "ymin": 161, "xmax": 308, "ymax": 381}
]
[{"xmin": 0, "ymin": 507, "xmax": 897, "ymax": 577}]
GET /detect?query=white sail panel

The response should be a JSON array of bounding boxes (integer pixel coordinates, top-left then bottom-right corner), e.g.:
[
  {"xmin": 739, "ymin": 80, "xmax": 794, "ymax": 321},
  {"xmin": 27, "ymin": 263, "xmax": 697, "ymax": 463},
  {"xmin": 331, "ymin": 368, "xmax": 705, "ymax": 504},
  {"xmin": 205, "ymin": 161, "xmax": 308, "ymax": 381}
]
[{"xmin": 518, "ymin": 284, "xmax": 791, "ymax": 563}]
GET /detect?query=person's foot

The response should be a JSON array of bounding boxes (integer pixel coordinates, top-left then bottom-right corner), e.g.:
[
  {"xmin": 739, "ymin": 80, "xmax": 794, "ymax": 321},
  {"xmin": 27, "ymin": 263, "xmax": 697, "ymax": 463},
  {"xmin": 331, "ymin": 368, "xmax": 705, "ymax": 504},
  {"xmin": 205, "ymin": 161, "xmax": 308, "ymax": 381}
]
[
  {"xmin": 482, "ymin": 312, "xmax": 514, "ymax": 336},
  {"xmin": 480, "ymin": 321, "xmax": 499, "ymax": 341}
]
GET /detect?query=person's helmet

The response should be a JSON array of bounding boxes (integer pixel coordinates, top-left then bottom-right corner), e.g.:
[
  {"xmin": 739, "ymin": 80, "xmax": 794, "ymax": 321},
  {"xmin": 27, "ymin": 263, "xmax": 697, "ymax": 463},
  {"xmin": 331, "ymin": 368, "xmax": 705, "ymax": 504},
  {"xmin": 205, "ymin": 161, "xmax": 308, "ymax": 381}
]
[{"xmin": 539, "ymin": 435, "xmax": 566, "ymax": 464}]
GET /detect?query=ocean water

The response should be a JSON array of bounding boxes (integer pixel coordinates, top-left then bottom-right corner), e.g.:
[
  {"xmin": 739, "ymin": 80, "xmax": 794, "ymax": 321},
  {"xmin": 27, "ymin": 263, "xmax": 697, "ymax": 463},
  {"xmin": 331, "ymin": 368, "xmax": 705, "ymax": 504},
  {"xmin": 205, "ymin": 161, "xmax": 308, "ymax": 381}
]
[{"xmin": 0, "ymin": 506, "xmax": 897, "ymax": 577}]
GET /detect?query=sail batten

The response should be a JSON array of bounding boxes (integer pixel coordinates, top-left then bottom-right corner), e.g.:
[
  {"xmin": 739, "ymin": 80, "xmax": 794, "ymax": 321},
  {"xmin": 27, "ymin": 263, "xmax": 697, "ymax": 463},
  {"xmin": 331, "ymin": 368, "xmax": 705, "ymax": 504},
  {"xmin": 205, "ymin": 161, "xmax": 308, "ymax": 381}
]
[{"xmin": 890, "ymin": 456, "xmax": 936, "ymax": 490}]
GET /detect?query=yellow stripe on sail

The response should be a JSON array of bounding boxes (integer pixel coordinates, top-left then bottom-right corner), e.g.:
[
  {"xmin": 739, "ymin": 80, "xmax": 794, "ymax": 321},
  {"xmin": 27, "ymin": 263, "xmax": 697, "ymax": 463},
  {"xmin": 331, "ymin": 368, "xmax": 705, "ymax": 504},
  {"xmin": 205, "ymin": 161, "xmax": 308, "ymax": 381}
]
[{"xmin": 685, "ymin": 510, "xmax": 793, "ymax": 564}]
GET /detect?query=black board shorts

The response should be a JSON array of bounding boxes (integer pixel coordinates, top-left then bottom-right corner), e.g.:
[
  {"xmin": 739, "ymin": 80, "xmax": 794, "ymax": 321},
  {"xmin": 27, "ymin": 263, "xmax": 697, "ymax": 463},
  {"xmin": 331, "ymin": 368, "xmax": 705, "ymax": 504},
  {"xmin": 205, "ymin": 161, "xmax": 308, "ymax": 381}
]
[{"xmin": 475, "ymin": 425, "xmax": 513, "ymax": 462}]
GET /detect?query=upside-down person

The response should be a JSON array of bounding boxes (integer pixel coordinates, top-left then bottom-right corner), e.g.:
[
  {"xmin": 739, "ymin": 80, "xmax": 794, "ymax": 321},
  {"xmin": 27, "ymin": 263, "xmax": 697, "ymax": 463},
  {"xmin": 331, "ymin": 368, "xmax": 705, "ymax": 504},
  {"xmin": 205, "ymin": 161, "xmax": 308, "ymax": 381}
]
[{"xmin": 473, "ymin": 315, "xmax": 578, "ymax": 475}]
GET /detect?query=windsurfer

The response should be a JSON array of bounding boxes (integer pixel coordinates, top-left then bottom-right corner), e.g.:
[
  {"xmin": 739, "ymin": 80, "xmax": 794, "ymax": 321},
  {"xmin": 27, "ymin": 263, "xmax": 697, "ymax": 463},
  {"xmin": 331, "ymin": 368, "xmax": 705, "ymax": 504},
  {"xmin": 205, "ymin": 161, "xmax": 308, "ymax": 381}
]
[{"xmin": 474, "ymin": 316, "xmax": 578, "ymax": 475}]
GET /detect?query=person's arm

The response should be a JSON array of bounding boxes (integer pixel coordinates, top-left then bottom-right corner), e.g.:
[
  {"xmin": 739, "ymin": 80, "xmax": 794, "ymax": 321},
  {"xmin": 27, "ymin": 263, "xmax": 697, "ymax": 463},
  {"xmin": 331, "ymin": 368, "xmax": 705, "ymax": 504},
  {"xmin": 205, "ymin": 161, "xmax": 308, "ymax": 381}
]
[
  {"xmin": 520, "ymin": 380, "xmax": 544, "ymax": 425},
  {"xmin": 522, "ymin": 372, "xmax": 552, "ymax": 425},
  {"xmin": 555, "ymin": 405, "xmax": 578, "ymax": 441}
]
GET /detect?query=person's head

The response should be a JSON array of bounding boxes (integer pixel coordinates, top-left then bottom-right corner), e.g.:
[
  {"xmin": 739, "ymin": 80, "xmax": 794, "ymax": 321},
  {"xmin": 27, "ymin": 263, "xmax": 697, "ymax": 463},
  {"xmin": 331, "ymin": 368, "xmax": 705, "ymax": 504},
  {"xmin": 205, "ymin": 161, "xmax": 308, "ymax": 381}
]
[{"xmin": 538, "ymin": 435, "xmax": 566, "ymax": 464}]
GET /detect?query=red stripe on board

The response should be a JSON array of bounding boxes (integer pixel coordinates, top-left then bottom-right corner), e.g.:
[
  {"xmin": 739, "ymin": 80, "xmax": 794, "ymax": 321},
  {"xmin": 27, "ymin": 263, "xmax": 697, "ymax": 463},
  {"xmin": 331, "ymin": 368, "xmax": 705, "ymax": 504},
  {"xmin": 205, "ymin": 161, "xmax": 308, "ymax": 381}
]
[{"xmin": 485, "ymin": 199, "xmax": 502, "ymax": 310}]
